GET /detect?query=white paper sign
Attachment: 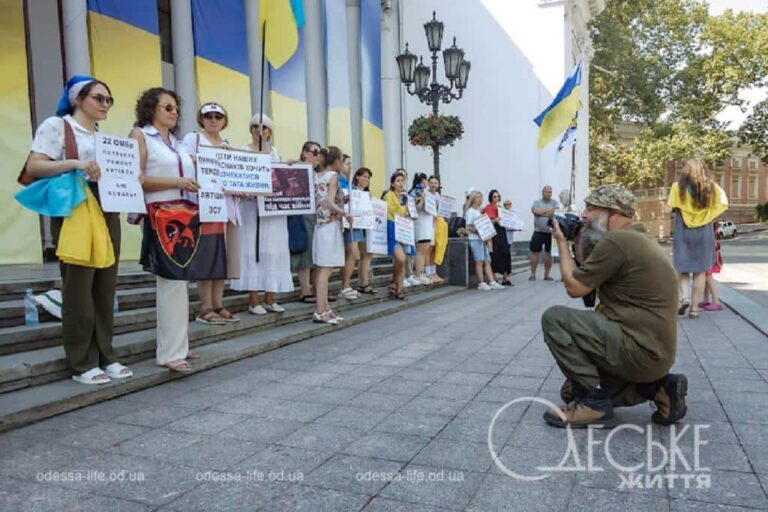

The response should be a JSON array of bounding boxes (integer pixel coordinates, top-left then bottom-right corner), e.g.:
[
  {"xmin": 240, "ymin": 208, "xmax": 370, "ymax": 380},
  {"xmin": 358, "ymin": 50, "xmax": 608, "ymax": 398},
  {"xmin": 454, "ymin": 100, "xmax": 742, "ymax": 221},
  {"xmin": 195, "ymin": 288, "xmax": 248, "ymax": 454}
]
[
  {"xmin": 95, "ymin": 133, "xmax": 145, "ymax": 213},
  {"xmin": 406, "ymin": 195, "xmax": 418, "ymax": 219},
  {"xmin": 258, "ymin": 163, "xmax": 315, "ymax": 216},
  {"xmin": 350, "ymin": 190, "xmax": 375, "ymax": 230},
  {"xmin": 437, "ymin": 195, "xmax": 456, "ymax": 218},
  {"xmin": 195, "ymin": 148, "xmax": 228, "ymax": 222},
  {"xmin": 198, "ymin": 190, "xmax": 227, "ymax": 222},
  {"xmin": 425, "ymin": 194, "xmax": 438, "ymax": 216},
  {"xmin": 211, "ymin": 147, "xmax": 272, "ymax": 195},
  {"xmin": 474, "ymin": 214, "xmax": 496, "ymax": 241},
  {"xmin": 98, "ymin": 177, "xmax": 146, "ymax": 213},
  {"xmin": 366, "ymin": 198, "xmax": 388, "ymax": 255},
  {"xmin": 394, "ymin": 215, "xmax": 415, "ymax": 246},
  {"xmin": 499, "ymin": 208, "xmax": 525, "ymax": 230}
]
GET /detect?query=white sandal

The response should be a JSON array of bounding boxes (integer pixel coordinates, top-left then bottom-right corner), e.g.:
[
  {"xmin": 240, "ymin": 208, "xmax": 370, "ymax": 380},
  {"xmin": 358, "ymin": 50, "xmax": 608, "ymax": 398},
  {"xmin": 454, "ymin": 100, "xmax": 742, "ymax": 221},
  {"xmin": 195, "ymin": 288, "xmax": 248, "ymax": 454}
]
[
  {"xmin": 104, "ymin": 362, "xmax": 133, "ymax": 379},
  {"xmin": 72, "ymin": 367, "xmax": 111, "ymax": 385}
]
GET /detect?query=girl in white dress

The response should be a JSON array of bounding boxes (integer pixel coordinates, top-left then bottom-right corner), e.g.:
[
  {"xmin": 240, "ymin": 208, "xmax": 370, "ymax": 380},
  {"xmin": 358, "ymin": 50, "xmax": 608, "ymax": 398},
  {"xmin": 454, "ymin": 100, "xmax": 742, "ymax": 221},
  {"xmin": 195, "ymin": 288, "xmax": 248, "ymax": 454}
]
[
  {"xmin": 313, "ymin": 146, "xmax": 351, "ymax": 324},
  {"xmin": 230, "ymin": 113, "xmax": 293, "ymax": 314}
]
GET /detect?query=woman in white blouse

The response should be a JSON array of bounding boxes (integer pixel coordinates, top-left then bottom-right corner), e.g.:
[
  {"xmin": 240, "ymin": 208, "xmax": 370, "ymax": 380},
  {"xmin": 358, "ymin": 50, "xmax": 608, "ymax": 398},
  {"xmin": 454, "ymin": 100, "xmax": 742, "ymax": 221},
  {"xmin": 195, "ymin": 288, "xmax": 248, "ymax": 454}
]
[
  {"xmin": 181, "ymin": 102, "xmax": 240, "ymax": 325},
  {"xmin": 24, "ymin": 75, "xmax": 132, "ymax": 384}
]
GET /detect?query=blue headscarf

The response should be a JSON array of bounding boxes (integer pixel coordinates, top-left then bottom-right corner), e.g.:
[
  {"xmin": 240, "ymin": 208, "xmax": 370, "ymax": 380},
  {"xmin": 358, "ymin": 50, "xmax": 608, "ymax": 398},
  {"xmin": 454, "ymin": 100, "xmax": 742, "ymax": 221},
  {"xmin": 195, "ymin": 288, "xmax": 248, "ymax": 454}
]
[{"xmin": 55, "ymin": 75, "xmax": 96, "ymax": 117}]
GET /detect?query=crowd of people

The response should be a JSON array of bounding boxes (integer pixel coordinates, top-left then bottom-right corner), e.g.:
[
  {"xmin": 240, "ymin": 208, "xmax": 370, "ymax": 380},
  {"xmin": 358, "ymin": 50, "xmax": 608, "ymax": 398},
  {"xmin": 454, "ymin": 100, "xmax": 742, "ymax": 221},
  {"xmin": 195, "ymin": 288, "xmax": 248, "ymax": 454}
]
[{"xmin": 20, "ymin": 76, "xmax": 451, "ymax": 384}]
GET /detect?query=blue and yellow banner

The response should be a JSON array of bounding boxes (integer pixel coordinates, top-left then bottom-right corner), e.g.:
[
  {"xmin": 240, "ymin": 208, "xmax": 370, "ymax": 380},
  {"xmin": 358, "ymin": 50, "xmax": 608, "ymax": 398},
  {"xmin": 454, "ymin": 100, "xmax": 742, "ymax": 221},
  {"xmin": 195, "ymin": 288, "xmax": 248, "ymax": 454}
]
[
  {"xmin": 360, "ymin": 0, "xmax": 386, "ymax": 196},
  {"xmin": 259, "ymin": 0, "xmax": 305, "ymax": 70},
  {"xmin": 191, "ymin": 0, "xmax": 251, "ymax": 148},
  {"xmin": 0, "ymin": 0, "xmax": 42, "ymax": 263},
  {"xmin": 270, "ymin": 31, "xmax": 308, "ymax": 159},
  {"xmin": 534, "ymin": 61, "xmax": 582, "ymax": 150},
  {"xmin": 88, "ymin": 0, "xmax": 163, "ymax": 259},
  {"xmin": 323, "ymin": 0, "xmax": 353, "ymax": 156}
]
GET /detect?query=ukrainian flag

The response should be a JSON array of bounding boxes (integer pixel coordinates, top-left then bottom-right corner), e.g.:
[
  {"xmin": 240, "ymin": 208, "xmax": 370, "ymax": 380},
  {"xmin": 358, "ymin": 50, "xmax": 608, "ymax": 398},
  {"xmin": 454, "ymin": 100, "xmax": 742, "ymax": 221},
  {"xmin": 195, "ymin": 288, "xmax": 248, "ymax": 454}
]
[
  {"xmin": 324, "ymin": 0, "xmax": 353, "ymax": 156},
  {"xmin": 270, "ymin": 32, "xmax": 308, "ymax": 157},
  {"xmin": 191, "ymin": 0, "xmax": 251, "ymax": 147},
  {"xmin": 360, "ymin": 0, "xmax": 386, "ymax": 196},
  {"xmin": 259, "ymin": 0, "xmax": 306, "ymax": 70},
  {"xmin": 534, "ymin": 61, "xmax": 582, "ymax": 150}
]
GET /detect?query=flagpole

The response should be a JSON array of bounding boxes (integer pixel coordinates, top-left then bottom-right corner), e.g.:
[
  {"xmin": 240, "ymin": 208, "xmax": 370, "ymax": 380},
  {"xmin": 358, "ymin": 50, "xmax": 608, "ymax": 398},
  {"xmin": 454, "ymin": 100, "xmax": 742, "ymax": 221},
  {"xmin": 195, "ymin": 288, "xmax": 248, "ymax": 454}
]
[{"xmin": 258, "ymin": 20, "xmax": 267, "ymax": 152}]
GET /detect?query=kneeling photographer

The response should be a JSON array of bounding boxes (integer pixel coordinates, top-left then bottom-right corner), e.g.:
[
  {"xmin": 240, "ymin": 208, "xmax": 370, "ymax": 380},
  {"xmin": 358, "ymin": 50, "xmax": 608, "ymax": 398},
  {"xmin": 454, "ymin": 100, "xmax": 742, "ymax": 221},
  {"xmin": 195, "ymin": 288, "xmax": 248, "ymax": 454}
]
[{"xmin": 541, "ymin": 185, "xmax": 687, "ymax": 428}]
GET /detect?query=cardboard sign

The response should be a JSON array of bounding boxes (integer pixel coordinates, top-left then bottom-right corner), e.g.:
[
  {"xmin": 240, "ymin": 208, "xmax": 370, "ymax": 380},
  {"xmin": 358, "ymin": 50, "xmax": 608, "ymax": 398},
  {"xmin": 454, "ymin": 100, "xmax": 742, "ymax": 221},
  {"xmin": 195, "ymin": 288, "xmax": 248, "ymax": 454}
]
[
  {"xmin": 95, "ymin": 133, "xmax": 145, "ymax": 213},
  {"xmin": 366, "ymin": 198, "xmax": 388, "ymax": 255},
  {"xmin": 437, "ymin": 195, "xmax": 456, "ymax": 218},
  {"xmin": 499, "ymin": 208, "xmax": 525, "ymax": 230},
  {"xmin": 195, "ymin": 148, "xmax": 228, "ymax": 222},
  {"xmin": 349, "ymin": 189, "xmax": 375, "ymax": 230},
  {"xmin": 406, "ymin": 195, "xmax": 418, "ymax": 219},
  {"xmin": 394, "ymin": 215, "xmax": 415, "ymax": 246},
  {"xmin": 424, "ymin": 193, "xmax": 438, "ymax": 216},
  {"xmin": 474, "ymin": 214, "xmax": 496, "ymax": 241},
  {"xmin": 206, "ymin": 147, "xmax": 272, "ymax": 195},
  {"xmin": 258, "ymin": 163, "xmax": 315, "ymax": 216}
]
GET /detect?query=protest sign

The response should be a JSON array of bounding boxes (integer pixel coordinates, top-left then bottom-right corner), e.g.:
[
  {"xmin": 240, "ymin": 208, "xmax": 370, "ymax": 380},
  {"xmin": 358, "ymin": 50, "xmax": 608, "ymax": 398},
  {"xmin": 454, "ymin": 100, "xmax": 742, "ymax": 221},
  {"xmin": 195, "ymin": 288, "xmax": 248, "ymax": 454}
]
[
  {"xmin": 94, "ymin": 133, "xmax": 145, "ymax": 213},
  {"xmin": 425, "ymin": 194, "xmax": 438, "ymax": 216},
  {"xmin": 394, "ymin": 215, "xmax": 415, "ymax": 246},
  {"xmin": 474, "ymin": 214, "xmax": 496, "ymax": 241},
  {"xmin": 366, "ymin": 198, "xmax": 388, "ymax": 254},
  {"xmin": 209, "ymin": 147, "xmax": 272, "ymax": 194},
  {"xmin": 406, "ymin": 195, "xmax": 418, "ymax": 219},
  {"xmin": 437, "ymin": 195, "xmax": 456, "ymax": 218},
  {"xmin": 258, "ymin": 163, "xmax": 315, "ymax": 216},
  {"xmin": 195, "ymin": 147, "xmax": 228, "ymax": 222},
  {"xmin": 349, "ymin": 189, "xmax": 375, "ymax": 229},
  {"xmin": 499, "ymin": 208, "xmax": 525, "ymax": 230}
]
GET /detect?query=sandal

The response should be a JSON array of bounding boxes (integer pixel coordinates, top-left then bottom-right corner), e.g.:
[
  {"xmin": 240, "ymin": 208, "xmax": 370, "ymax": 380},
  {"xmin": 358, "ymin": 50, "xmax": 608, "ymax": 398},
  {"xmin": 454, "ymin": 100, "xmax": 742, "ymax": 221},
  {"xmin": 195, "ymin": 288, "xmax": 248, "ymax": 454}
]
[
  {"xmin": 678, "ymin": 299, "xmax": 690, "ymax": 316},
  {"xmin": 104, "ymin": 362, "xmax": 133, "ymax": 379},
  {"xmin": 196, "ymin": 309, "xmax": 227, "ymax": 325},
  {"xmin": 72, "ymin": 367, "xmax": 111, "ymax": 385},
  {"xmin": 214, "ymin": 308, "xmax": 240, "ymax": 323},
  {"xmin": 396, "ymin": 292, "xmax": 407, "ymax": 300},
  {"xmin": 164, "ymin": 360, "xmax": 192, "ymax": 372},
  {"xmin": 299, "ymin": 295, "xmax": 316, "ymax": 304},
  {"xmin": 358, "ymin": 285, "xmax": 376, "ymax": 295},
  {"xmin": 688, "ymin": 309, "xmax": 700, "ymax": 319},
  {"xmin": 313, "ymin": 311, "xmax": 338, "ymax": 325},
  {"xmin": 187, "ymin": 351, "xmax": 199, "ymax": 359}
]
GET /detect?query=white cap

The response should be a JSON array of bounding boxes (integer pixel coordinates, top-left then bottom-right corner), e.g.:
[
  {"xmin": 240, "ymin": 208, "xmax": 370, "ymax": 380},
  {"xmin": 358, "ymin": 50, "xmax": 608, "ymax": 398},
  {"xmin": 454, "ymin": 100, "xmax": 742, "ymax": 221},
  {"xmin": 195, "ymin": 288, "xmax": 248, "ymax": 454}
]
[
  {"xmin": 200, "ymin": 103, "xmax": 226, "ymax": 116},
  {"xmin": 249, "ymin": 113, "xmax": 274, "ymax": 131},
  {"xmin": 465, "ymin": 186, "xmax": 477, "ymax": 198}
]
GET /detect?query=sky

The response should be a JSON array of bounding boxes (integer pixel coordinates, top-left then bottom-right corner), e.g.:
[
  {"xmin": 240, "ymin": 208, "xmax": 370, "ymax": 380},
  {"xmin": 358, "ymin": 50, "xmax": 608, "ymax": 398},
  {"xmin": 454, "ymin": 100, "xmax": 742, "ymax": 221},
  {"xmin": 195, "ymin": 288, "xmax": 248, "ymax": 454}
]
[{"xmin": 707, "ymin": 0, "xmax": 768, "ymax": 128}]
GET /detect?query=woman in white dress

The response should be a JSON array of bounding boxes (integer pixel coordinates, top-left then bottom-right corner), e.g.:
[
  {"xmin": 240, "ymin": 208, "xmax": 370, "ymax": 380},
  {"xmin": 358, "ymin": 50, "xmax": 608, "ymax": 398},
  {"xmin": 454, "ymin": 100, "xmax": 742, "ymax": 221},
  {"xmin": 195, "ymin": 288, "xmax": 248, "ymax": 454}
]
[
  {"xmin": 230, "ymin": 113, "xmax": 293, "ymax": 314},
  {"xmin": 182, "ymin": 102, "xmax": 240, "ymax": 325},
  {"xmin": 313, "ymin": 146, "xmax": 351, "ymax": 324}
]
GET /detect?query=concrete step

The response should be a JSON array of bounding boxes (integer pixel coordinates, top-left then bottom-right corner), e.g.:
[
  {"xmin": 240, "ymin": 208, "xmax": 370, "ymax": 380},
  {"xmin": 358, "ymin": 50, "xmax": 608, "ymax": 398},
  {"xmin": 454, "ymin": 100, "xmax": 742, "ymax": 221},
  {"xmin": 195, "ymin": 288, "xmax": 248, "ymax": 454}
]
[
  {"xmin": 0, "ymin": 278, "xmax": 447, "ymax": 393},
  {"xmin": 0, "ymin": 265, "xmax": 396, "ymax": 354},
  {"xmin": 0, "ymin": 285, "xmax": 464, "ymax": 433}
]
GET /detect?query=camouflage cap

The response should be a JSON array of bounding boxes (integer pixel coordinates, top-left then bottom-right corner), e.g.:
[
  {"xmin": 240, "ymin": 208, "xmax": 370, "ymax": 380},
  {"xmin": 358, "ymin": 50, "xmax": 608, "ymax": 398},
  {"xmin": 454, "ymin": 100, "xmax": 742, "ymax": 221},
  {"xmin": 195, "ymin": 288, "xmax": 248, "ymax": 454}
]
[{"xmin": 584, "ymin": 184, "xmax": 636, "ymax": 217}]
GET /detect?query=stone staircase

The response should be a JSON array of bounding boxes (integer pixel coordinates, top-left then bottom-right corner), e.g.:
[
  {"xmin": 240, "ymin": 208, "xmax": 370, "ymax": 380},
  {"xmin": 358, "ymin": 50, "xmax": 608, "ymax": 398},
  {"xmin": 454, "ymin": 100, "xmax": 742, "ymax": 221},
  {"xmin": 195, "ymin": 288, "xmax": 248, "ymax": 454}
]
[{"xmin": 0, "ymin": 253, "xmax": 530, "ymax": 432}]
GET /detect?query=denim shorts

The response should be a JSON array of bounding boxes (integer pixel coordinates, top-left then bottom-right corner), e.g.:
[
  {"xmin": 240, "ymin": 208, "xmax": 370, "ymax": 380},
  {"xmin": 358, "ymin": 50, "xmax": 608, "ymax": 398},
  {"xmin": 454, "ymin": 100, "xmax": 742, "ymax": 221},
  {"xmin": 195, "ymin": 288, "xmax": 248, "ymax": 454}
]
[
  {"xmin": 343, "ymin": 228, "xmax": 366, "ymax": 244},
  {"xmin": 469, "ymin": 239, "xmax": 490, "ymax": 261}
]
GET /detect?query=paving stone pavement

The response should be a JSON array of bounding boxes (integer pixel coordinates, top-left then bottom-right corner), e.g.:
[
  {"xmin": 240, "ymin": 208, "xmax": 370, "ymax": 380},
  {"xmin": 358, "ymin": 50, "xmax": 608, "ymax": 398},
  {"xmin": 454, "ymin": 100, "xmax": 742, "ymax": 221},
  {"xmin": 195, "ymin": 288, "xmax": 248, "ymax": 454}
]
[{"xmin": 1, "ymin": 272, "xmax": 768, "ymax": 511}]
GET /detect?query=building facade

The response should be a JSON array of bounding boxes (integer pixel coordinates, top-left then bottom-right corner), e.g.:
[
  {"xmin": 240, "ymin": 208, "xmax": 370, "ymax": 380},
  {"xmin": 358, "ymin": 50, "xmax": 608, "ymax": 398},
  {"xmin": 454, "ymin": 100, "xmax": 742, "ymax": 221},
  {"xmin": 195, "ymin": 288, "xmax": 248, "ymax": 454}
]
[{"xmin": 1, "ymin": 0, "xmax": 604, "ymax": 264}]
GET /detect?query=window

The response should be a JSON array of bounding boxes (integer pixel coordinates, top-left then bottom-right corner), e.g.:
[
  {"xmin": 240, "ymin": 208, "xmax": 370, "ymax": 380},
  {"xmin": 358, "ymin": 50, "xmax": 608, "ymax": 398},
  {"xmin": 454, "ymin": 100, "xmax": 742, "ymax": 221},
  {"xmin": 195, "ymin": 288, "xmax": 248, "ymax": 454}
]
[
  {"xmin": 749, "ymin": 174, "xmax": 758, "ymax": 200},
  {"xmin": 731, "ymin": 174, "xmax": 742, "ymax": 200},
  {"xmin": 158, "ymin": 0, "xmax": 173, "ymax": 64},
  {"xmin": 714, "ymin": 172, "xmax": 725, "ymax": 189},
  {"xmin": 731, "ymin": 157, "xmax": 742, "ymax": 171},
  {"xmin": 749, "ymin": 158, "xmax": 759, "ymax": 171}
]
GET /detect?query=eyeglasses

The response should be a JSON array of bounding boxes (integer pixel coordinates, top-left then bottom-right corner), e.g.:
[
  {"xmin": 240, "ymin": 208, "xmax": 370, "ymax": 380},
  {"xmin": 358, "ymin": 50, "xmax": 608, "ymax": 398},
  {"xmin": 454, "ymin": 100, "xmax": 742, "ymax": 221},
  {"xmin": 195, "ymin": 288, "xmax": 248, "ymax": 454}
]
[
  {"xmin": 203, "ymin": 113, "xmax": 225, "ymax": 120},
  {"xmin": 251, "ymin": 124, "xmax": 270, "ymax": 130},
  {"xmin": 88, "ymin": 94, "xmax": 114, "ymax": 106},
  {"xmin": 159, "ymin": 103, "xmax": 179, "ymax": 113},
  {"xmin": 305, "ymin": 148, "xmax": 320, "ymax": 156}
]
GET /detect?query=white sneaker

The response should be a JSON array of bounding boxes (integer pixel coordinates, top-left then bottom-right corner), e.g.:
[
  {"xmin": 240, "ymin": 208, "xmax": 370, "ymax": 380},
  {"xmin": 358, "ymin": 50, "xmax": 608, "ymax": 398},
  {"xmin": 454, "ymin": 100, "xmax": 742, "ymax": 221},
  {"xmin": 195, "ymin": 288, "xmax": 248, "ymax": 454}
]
[
  {"xmin": 407, "ymin": 276, "xmax": 422, "ymax": 286},
  {"xmin": 402, "ymin": 279, "xmax": 412, "ymax": 288},
  {"xmin": 417, "ymin": 275, "xmax": 432, "ymax": 285},
  {"xmin": 249, "ymin": 305, "xmax": 268, "ymax": 315},
  {"xmin": 263, "ymin": 303, "xmax": 285, "ymax": 313},
  {"xmin": 477, "ymin": 282, "xmax": 491, "ymax": 291},
  {"xmin": 340, "ymin": 288, "xmax": 360, "ymax": 299},
  {"xmin": 489, "ymin": 281, "xmax": 505, "ymax": 290}
]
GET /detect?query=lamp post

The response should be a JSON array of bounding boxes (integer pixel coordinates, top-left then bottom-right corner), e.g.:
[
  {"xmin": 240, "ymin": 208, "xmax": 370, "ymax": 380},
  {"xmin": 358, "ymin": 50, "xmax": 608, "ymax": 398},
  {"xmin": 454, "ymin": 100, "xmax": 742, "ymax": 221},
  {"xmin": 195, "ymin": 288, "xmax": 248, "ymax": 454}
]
[{"xmin": 396, "ymin": 11, "xmax": 470, "ymax": 180}]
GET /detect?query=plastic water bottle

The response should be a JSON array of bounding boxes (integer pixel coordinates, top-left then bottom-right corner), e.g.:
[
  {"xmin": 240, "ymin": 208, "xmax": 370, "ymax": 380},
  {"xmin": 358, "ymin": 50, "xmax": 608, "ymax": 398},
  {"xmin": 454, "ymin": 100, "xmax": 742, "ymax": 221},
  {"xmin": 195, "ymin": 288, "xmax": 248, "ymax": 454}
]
[
  {"xmin": 24, "ymin": 288, "xmax": 39, "ymax": 326},
  {"xmin": 113, "ymin": 294, "xmax": 120, "ymax": 314}
]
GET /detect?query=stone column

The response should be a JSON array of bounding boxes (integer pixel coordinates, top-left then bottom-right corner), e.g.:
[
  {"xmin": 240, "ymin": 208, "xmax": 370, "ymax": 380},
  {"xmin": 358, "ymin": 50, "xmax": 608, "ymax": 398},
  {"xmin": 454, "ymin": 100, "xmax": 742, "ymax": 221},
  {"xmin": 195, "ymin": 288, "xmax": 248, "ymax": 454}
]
[
  {"xmin": 304, "ymin": 0, "xmax": 327, "ymax": 144},
  {"xmin": 61, "ymin": 0, "xmax": 90, "ymax": 76},
  {"xmin": 171, "ymin": 0, "xmax": 197, "ymax": 136}
]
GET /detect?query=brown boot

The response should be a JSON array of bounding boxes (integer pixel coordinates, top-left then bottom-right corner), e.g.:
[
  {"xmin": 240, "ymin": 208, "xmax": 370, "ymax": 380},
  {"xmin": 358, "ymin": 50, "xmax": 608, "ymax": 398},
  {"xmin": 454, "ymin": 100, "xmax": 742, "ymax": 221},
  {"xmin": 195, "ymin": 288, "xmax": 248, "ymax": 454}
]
[
  {"xmin": 651, "ymin": 374, "xmax": 688, "ymax": 425},
  {"xmin": 543, "ymin": 387, "xmax": 614, "ymax": 429}
]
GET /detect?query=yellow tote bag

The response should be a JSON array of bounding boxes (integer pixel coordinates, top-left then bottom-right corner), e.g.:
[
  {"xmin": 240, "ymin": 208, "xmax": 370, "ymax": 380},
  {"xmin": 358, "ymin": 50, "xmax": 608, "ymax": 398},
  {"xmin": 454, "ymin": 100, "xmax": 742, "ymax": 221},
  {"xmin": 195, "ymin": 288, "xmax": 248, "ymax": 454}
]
[
  {"xmin": 56, "ymin": 184, "xmax": 115, "ymax": 268},
  {"xmin": 434, "ymin": 216, "xmax": 448, "ymax": 265}
]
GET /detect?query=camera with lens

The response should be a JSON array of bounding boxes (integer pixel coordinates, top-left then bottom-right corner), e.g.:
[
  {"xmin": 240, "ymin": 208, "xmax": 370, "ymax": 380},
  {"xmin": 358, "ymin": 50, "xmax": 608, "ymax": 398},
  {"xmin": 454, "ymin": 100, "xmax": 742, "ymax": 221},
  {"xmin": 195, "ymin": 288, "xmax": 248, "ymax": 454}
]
[{"xmin": 547, "ymin": 213, "xmax": 597, "ymax": 308}]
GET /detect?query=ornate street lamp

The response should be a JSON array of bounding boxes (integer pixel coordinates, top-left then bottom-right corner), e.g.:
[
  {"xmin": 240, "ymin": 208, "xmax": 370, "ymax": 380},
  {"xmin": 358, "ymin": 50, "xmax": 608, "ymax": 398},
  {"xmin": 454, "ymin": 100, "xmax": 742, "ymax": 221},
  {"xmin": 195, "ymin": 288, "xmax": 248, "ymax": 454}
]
[{"xmin": 395, "ymin": 11, "xmax": 470, "ymax": 180}]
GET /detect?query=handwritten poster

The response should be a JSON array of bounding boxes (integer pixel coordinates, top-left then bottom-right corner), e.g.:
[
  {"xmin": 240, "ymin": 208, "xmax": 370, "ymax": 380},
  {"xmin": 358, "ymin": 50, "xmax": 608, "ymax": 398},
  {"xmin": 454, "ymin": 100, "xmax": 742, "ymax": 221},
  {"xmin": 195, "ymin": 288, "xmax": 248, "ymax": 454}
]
[
  {"xmin": 474, "ymin": 214, "xmax": 496, "ymax": 241},
  {"xmin": 94, "ymin": 133, "xmax": 145, "ymax": 213},
  {"xmin": 207, "ymin": 147, "xmax": 272, "ymax": 195},
  {"xmin": 499, "ymin": 208, "xmax": 525, "ymax": 230},
  {"xmin": 366, "ymin": 198, "xmax": 388, "ymax": 255},
  {"xmin": 195, "ymin": 149, "xmax": 227, "ymax": 222},
  {"xmin": 437, "ymin": 195, "xmax": 456, "ymax": 218},
  {"xmin": 349, "ymin": 190, "xmax": 375, "ymax": 230},
  {"xmin": 394, "ymin": 215, "xmax": 415, "ymax": 246},
  {"xmin": 425, "ymin": 194, "xmax": 438, "ymax": 216}
]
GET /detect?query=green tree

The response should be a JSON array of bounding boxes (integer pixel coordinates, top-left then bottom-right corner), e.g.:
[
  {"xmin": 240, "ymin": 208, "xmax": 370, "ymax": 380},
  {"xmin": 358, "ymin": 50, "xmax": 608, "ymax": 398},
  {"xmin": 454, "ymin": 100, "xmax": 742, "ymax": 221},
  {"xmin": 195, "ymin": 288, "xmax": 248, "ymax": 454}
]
[
  {"xmin": 589, "ymin": 1, "xmax": 768, "ymax": 187},
  {"xmin": 738, "ymin": 98, "xmax": 768, "ymax": 164}
]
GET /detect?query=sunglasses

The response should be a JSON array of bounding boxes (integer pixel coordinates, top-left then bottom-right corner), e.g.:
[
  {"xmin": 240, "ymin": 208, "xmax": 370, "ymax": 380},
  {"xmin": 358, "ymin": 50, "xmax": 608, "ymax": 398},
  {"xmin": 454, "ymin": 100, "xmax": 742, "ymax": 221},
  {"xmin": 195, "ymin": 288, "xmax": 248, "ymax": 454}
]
[
  {"xmin": 159, "ymin": 103, "xmax": 179, "ymax": 113},
  {"xmin": 88, "ymin": 94, "xmax": 114, "ymax": 106},
  {"xmin": 203, "ymin": 113, "xmax": 225, "ymax": 120},
  {"xmin": 305, "ymin": 148, "xmax": 320, "ymax": 156}
]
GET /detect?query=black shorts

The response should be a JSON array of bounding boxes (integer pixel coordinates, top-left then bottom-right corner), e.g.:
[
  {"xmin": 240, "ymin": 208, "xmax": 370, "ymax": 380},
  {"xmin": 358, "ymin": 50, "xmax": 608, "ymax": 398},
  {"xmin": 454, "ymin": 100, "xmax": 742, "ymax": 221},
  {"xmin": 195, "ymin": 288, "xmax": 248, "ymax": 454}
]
[{"xmin": 529, "ymin": 231, "xmax": 552, "ymax": 253}]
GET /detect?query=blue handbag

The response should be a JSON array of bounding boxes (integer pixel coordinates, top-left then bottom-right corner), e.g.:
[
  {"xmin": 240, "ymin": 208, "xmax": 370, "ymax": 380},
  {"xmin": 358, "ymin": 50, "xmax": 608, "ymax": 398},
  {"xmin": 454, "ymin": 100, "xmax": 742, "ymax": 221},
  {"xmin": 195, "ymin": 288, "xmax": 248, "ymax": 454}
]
[{"xmin": 287, "ymin": 215, "xmax": 308, "ymax": 254}]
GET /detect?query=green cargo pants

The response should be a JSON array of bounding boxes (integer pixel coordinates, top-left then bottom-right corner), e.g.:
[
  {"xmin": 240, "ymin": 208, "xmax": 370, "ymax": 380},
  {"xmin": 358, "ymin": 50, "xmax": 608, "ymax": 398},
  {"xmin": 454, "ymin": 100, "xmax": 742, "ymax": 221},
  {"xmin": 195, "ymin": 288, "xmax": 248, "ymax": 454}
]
[
  {"xmin": 541, "ymin": 305, "xmax": 672, "ymax": 407},
  {"xmin": 51, "ymin": 212, "xmax": 121, "ymax": 374}
]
